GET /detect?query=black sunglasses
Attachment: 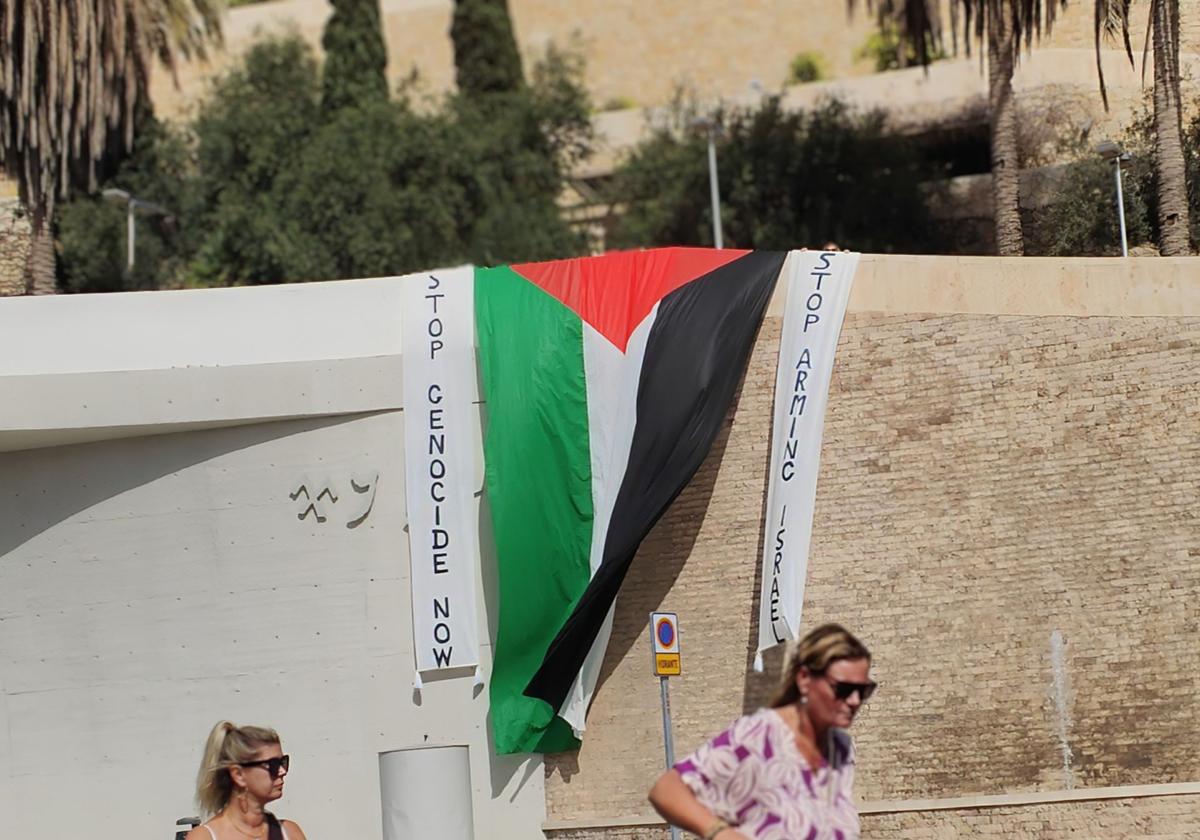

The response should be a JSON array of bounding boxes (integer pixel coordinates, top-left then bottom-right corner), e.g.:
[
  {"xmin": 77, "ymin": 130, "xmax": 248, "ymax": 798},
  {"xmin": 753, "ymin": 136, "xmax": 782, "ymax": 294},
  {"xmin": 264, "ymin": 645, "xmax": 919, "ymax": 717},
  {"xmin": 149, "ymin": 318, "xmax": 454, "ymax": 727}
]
[
  {"xmin": 824, "ymin": 677, "xmax": 877, "ymax": 703},
  {"xmin": 240, "ymin": 755, "xmax": 290, "ymax": 778}
]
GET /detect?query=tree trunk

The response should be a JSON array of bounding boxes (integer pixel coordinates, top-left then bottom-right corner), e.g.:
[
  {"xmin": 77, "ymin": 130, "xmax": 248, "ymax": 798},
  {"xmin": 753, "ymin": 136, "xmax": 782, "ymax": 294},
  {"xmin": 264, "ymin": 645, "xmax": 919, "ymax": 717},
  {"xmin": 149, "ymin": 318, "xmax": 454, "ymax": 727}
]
[
  {"xmin": 988, "ymin": 3, "xmax": 1024, "ymax": 256},
  {"xmin": 1151, "ymin": 0, "xmax": 1192, "ymax": 255},
  {"xmin": 23, "ymin": 207, "xmax": 57, "ymax": 295}
]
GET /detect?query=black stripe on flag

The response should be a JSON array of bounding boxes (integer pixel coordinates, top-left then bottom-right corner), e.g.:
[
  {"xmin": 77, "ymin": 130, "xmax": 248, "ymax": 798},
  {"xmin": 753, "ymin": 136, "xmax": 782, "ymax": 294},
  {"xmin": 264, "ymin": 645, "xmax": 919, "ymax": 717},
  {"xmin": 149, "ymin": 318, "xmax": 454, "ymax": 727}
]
[{"xmin": 523, "ymin": 250, "xmax": 787, "ymax": 711}]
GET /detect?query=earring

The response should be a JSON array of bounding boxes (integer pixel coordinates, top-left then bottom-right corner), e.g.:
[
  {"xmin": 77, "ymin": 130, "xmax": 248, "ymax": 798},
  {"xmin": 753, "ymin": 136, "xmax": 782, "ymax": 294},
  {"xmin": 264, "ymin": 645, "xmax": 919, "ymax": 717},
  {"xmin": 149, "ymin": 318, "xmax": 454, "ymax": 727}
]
[{"xmin": 799, "ymin": 692, "xmax": 808, "ymax": 705}]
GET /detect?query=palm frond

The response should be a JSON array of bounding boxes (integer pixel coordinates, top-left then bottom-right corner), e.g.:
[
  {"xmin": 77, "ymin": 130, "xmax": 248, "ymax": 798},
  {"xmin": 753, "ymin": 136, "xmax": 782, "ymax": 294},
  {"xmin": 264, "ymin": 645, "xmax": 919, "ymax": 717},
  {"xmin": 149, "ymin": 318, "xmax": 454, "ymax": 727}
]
[
  {"xmin": 1093, "ymin": 0, "xmax": 1134, "ymax": 111},
  {"xmin": 850, "ymin": 0, "xmax": 1069, "ymax": 66},
  {"xmin": 0, "ymin": 0, "xmax": 223, "ymax": 224}
]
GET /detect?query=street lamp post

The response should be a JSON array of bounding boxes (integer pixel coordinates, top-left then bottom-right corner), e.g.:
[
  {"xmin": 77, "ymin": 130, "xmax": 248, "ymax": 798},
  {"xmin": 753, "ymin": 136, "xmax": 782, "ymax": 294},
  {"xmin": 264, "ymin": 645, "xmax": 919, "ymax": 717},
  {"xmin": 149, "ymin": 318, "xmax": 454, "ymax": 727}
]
[
  {"xmin": 1095, "ymin": 140, "xmax": 1131, "ymax": 257},
  {"xmin": 101, "ymin": 188, "xmax": 170, "ymax": 272},
  {"xmin": 690, "ymin": 116, "xmax": 724, "ymax": 249}
]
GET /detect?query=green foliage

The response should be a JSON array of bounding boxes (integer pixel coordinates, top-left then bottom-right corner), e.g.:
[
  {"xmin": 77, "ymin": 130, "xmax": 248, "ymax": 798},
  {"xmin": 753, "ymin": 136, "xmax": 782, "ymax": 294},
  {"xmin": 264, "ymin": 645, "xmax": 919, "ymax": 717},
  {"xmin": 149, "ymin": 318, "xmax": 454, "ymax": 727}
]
[
  {"xmin": 450, "ymin": 0, "xmax": 525, "ymax": 97},
  {"xmin": 1035, "ymin": 155, "xmax": 1154, "ymax": 256},
  {"xmin": 1188, "ymin": 111, "xmax": 1200, "ymax": 246},
  {"xmin": 321, "ymin": 0, "xmax": 389, "ymax": 112},
  {"xmin": 856, "ymin": 22, "xmax": 945, "ymax": 72},
  {"xmin": 608, "ymin": 96, "xmax": 937, "ymax": 253},
  {"xmin": 599, "ymin": 95, "xmax": 637, "ymax": 112},
  {"xmin": 271, "ymin": 100, "xmax": 476, "ymax": 280},
  {"xmin": 188, "ymin": 36, "xmax": 324, "ymax": 285},
  {"xmin": 1036, "ymin": 104, "xmax": 1200, "ymax": 256},
  {"xmin": 57, "ymin": 115, "xmax": 193, "ymax": 292},
  {"xmin": 57, "ymin": 33, "xmax": 591, "ymax": 290},
  {"xmin": 787, "ymin": 52, "xmax": 826, "ymax": 84},
  {"xmin": 448, "ymin": 46, "xmax": 592, "ymax": 264}
]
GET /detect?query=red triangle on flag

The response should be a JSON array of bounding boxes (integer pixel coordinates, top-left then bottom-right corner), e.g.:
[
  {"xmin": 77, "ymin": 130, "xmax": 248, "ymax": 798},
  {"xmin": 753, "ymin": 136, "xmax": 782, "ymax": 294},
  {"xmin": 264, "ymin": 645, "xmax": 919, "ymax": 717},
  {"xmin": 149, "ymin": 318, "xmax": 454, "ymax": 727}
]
[{"xmin": 510, "ymin": 247, "xmax": 749, "ymax": 352}]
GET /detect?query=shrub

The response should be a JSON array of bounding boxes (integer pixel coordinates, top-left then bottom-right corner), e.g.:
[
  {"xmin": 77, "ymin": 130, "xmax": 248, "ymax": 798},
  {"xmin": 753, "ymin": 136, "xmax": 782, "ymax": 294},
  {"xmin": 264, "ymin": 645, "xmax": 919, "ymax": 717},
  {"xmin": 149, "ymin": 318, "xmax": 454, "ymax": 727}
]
[
  {"xmin": 856, "ymin": 23, "xmax": 946, "ymax": 73},
  {"xmin": 608, "ymin": 95, "xmax": 938, "ymax": 254},
  {"xmin": 788, "ymin": 52, "xmax": 826, "ymax": 84}
]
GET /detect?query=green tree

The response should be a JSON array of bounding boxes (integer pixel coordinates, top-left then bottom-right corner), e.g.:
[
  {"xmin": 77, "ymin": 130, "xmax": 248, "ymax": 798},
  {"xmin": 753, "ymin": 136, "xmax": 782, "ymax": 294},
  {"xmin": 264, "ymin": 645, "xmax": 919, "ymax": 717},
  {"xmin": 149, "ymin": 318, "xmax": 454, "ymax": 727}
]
[
  {"xmin": 188, "ymin": 36, "xmax": 324, "ymax": 285},
  {"xmin": 855, "ymin": 0, "xmax": 1069, "ymax": 256},
  {"xmin": 1037, "ymin": 155, "xmax": 1154, "ymax": 256},
  {"xmin": 271, "ymin": 99, "xmax": 476, "ymax": 280},
  {"xmin": 0, "ymin": 0, "xmax": 221, "ymax": 294},
  {"xmin": 450, "ymin": 0, "xmax": 525, "ymax": 97},
  {"xmin": 1093, "ymin": 0, "xmax": 1192, "ymax": 254},
  {"xmin": 57, "ymin": 114, "xmax": 193, "ymax": 292},
  {"xmin": 449, "ymin": 46, "xmax": 592, "ymax": 264},
  {"xmin": 175, "ymin": 35, "xmax": 587, "ymax": 285},
  {"xmin": 1032, "ymin": 99, "xmax": 1200, "ymax": 255},
  {"xmin": 321, "ymin": 0, "xmax": 390, "ymax": 113},
  {"xmin": 56, "ymin": 30, "xmax": 593, "ymax": 290},
  {"xmin": 609, "ymin": 96, "xmax": 936, "ymax": 253}
]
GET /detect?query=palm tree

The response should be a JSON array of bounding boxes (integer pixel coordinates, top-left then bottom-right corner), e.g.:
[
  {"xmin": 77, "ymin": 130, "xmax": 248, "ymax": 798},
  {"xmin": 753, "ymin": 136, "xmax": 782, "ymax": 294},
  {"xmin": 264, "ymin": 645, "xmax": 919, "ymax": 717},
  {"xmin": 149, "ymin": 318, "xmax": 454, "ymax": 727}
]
[
  {"xmin": 857, "ymin": 0, "xmax": 1067, "ymax": 255},
  {"xmin": 1094, "ymin": 0, "xmax": 1192, "ymax": 254},
  {"xmin": 0, "ymin": 0, "xmax": 222, "ymax": 294}
]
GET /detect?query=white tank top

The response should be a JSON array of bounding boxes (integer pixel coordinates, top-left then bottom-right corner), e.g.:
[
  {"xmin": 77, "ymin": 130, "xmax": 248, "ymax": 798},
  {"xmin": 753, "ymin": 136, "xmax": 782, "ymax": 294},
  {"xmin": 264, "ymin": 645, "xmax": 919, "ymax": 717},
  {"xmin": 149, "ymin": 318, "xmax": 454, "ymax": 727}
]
[{"xmin": 202, "ymin": 822, "xmax": 291, "ymax": 840}]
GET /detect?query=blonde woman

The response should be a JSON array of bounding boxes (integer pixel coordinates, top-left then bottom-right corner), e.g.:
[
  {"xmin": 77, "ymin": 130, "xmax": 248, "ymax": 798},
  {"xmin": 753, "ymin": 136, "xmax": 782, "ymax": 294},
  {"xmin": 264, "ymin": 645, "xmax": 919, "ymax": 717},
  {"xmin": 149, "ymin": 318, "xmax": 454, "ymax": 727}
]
[
  {"xmin": 187, "ymin": 721, "xmax": 308, "ymax": 840},
  {"xmin": 649, "ymin": 624, "xmax": 875, "ymax": 840}
]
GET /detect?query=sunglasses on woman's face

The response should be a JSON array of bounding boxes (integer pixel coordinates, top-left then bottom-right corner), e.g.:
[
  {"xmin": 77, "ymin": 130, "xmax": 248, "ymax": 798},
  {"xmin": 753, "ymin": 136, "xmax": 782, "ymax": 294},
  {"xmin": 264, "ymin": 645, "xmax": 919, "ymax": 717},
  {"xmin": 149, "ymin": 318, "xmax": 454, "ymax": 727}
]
[
  {"xmin": 824, "ymin": 677, "xmax": 877, "ymax": 703},
  {"xmin": 240, "ymin": 755, "xmax": 290, "ymax": 778}
]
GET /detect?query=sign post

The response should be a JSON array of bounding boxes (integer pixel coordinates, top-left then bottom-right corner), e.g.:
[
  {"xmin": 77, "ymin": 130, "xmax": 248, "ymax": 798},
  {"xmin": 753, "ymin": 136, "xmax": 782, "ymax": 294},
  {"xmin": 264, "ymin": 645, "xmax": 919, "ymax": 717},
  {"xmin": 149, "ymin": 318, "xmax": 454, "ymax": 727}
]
[{"xmin": 650, "ymin": 612, "xmax": 682, "ymax": 840}]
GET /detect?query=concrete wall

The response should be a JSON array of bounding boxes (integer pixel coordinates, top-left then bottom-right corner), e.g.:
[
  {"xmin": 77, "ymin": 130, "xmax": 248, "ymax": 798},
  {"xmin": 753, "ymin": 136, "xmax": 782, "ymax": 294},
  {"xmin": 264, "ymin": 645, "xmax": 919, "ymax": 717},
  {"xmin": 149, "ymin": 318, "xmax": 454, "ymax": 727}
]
[
  {"xmin": 0, "ymin": 278, "xmax": 544, "ymax": 840},
  {"xmin": 2, "ymin": 255, "xmax": 1198, "ymax": 839}
]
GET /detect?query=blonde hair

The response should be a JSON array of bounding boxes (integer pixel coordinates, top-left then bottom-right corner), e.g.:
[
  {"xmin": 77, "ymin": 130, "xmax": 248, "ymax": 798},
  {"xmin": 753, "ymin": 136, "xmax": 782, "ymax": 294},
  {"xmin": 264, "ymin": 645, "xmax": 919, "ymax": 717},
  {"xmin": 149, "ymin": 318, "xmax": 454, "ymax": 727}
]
[
  {"xmin": 195, "ymin": 720, "xmax": 281, "ymax": 818},
  {"xmin": 770, "ymin": 623, "xmax": 871, "ymax": 708}
]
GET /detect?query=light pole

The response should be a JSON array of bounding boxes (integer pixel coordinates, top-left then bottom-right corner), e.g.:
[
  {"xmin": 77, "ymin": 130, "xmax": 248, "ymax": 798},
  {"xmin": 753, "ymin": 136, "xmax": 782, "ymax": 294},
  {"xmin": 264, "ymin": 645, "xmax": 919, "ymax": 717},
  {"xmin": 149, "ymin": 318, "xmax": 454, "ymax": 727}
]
[
  {"xmin": 1095, "ymin": 140, "xmax": 1131, "ymax": 257},
  {"xmin": 101, "ymin": 188, "xmax": 170, "ymax": 272},
  {"xmin": 690, "ymin": 116, "xmax": 724, "ymax": 249}
]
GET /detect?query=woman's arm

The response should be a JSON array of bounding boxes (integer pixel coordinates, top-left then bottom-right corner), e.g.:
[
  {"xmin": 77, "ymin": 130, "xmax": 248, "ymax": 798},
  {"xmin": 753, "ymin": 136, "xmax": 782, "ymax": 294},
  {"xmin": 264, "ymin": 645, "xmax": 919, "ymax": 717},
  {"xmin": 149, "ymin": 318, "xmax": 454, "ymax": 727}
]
[{"xmin": 648, "ymin": 770, "xmax": 749, "ymax": 840}]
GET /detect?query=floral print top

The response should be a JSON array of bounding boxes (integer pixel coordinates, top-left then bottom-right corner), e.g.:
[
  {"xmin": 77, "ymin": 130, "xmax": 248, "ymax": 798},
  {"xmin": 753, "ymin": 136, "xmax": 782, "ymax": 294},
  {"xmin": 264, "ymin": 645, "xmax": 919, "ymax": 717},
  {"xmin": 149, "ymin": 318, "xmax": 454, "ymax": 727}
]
[{"xmin": 673, "ymin": 708, "xmax": 859, "ymax": 840}]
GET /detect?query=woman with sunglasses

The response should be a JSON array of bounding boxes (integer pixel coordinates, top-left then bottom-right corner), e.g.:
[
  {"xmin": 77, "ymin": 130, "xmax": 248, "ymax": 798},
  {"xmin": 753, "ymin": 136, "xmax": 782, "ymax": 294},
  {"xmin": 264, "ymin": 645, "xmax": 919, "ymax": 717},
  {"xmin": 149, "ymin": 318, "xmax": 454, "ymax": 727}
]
[
  {"xmin": 188, "ymin": 721, "xmax": 308, "ymax": 840},
  {"xmin": 649, "ymin": 624, "xmax": 875, "ymax": 840}
]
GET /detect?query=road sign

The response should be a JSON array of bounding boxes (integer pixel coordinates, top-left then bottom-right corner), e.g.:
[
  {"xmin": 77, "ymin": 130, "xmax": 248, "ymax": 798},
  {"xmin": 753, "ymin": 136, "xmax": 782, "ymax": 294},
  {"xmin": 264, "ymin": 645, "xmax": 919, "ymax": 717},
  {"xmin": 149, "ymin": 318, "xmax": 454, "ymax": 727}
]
[
  {"xmin": 651, "ymin": 612, "xmax": 681, "ymax": 676},
  {"xmin": 650, "ymin": 612, "xmax": 682, "ymax": 840}
]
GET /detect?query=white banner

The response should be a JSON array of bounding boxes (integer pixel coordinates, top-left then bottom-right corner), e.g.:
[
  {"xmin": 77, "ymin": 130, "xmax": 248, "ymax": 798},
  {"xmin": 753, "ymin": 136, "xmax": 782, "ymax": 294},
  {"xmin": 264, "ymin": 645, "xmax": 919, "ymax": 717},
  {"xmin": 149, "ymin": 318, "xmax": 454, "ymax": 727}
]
[
  {"xmin": 401, "ymin": 266, "xmax": 481, "ymax": 681},
  {"xmin": 756, "ymin": 250, "xmax": 858, "ymax": 668}
]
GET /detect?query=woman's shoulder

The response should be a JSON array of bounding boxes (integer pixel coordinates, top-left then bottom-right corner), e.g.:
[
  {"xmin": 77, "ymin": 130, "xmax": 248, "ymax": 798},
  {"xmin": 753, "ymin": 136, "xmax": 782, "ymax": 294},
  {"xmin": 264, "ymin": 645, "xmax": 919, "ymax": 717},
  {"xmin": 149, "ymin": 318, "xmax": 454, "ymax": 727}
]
[
  {"xmin": 280, "ymin": 818, "xmax": 307, "ymax": 840},
  {"xmin": 830, "ymin": 727, "xmax": 856, "ymax": 765},
  {"xmin": 717, "ymin": 707, "xmax": 788, "ymax": 743},
  {"xmin": 184, "ymin": 824, "xmax": 214, "ymax": 840}
]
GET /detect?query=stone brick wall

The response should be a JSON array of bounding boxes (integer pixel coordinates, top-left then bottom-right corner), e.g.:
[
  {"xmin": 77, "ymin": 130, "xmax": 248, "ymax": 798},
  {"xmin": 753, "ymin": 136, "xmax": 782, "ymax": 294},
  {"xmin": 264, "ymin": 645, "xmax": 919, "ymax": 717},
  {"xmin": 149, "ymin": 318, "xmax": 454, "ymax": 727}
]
[
  {"xmin": 543, "ymin": 310, "xmax": 1200, "ymax": 835},
  {"xmin": 0, "ymin": 198, "xmax": 30, "ymax": 296},
  {"xmin": 546, "ymin": 794, "xmax": 1200, "ymax": 839},
  {"xmin": 862, "ymin": 793, "xmax": 1200, "ymax": 838},
  {"xmin": 151, "ymin": 0, "xmax": 1200, "ymax": 120}
]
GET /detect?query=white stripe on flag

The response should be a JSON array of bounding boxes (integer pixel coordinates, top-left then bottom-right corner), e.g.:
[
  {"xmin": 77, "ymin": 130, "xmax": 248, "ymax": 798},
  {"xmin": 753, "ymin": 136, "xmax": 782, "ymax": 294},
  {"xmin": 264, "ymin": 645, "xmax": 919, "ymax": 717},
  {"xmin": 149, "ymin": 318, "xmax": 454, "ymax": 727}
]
[
  {"xmin": 558, "ymin": 305, "xmax": 658, "ymax": 733},
  {"xmin": 756, "ymin": 251, "xmax": 858, "ymax": 667}
]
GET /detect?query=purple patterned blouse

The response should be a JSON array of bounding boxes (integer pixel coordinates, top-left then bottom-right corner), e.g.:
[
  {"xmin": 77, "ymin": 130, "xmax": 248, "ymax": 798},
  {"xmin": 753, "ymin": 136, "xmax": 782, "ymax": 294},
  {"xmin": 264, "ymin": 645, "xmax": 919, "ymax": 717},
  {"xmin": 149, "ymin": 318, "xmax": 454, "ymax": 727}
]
[{"xmin": 674, "ymin": 708, "xmax": 859, "ymax": 840}]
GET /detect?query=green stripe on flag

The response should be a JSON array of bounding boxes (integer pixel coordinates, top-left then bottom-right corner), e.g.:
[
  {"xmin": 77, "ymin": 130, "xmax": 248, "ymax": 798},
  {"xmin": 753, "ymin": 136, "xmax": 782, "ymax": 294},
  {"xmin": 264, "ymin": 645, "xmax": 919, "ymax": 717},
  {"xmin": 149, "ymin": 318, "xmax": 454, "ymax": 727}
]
[{"xmin": 475, "ymin": 265, "xmax": 593, "ymax": 754}]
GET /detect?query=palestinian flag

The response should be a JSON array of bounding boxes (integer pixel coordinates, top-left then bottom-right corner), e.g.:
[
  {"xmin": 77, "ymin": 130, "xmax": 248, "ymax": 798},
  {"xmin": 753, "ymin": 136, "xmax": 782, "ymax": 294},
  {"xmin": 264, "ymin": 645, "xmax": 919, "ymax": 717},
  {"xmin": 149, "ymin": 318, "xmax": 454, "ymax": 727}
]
[{"xmin": 476, "ymin": 247, "xmax": 786, "ymax": 754}]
